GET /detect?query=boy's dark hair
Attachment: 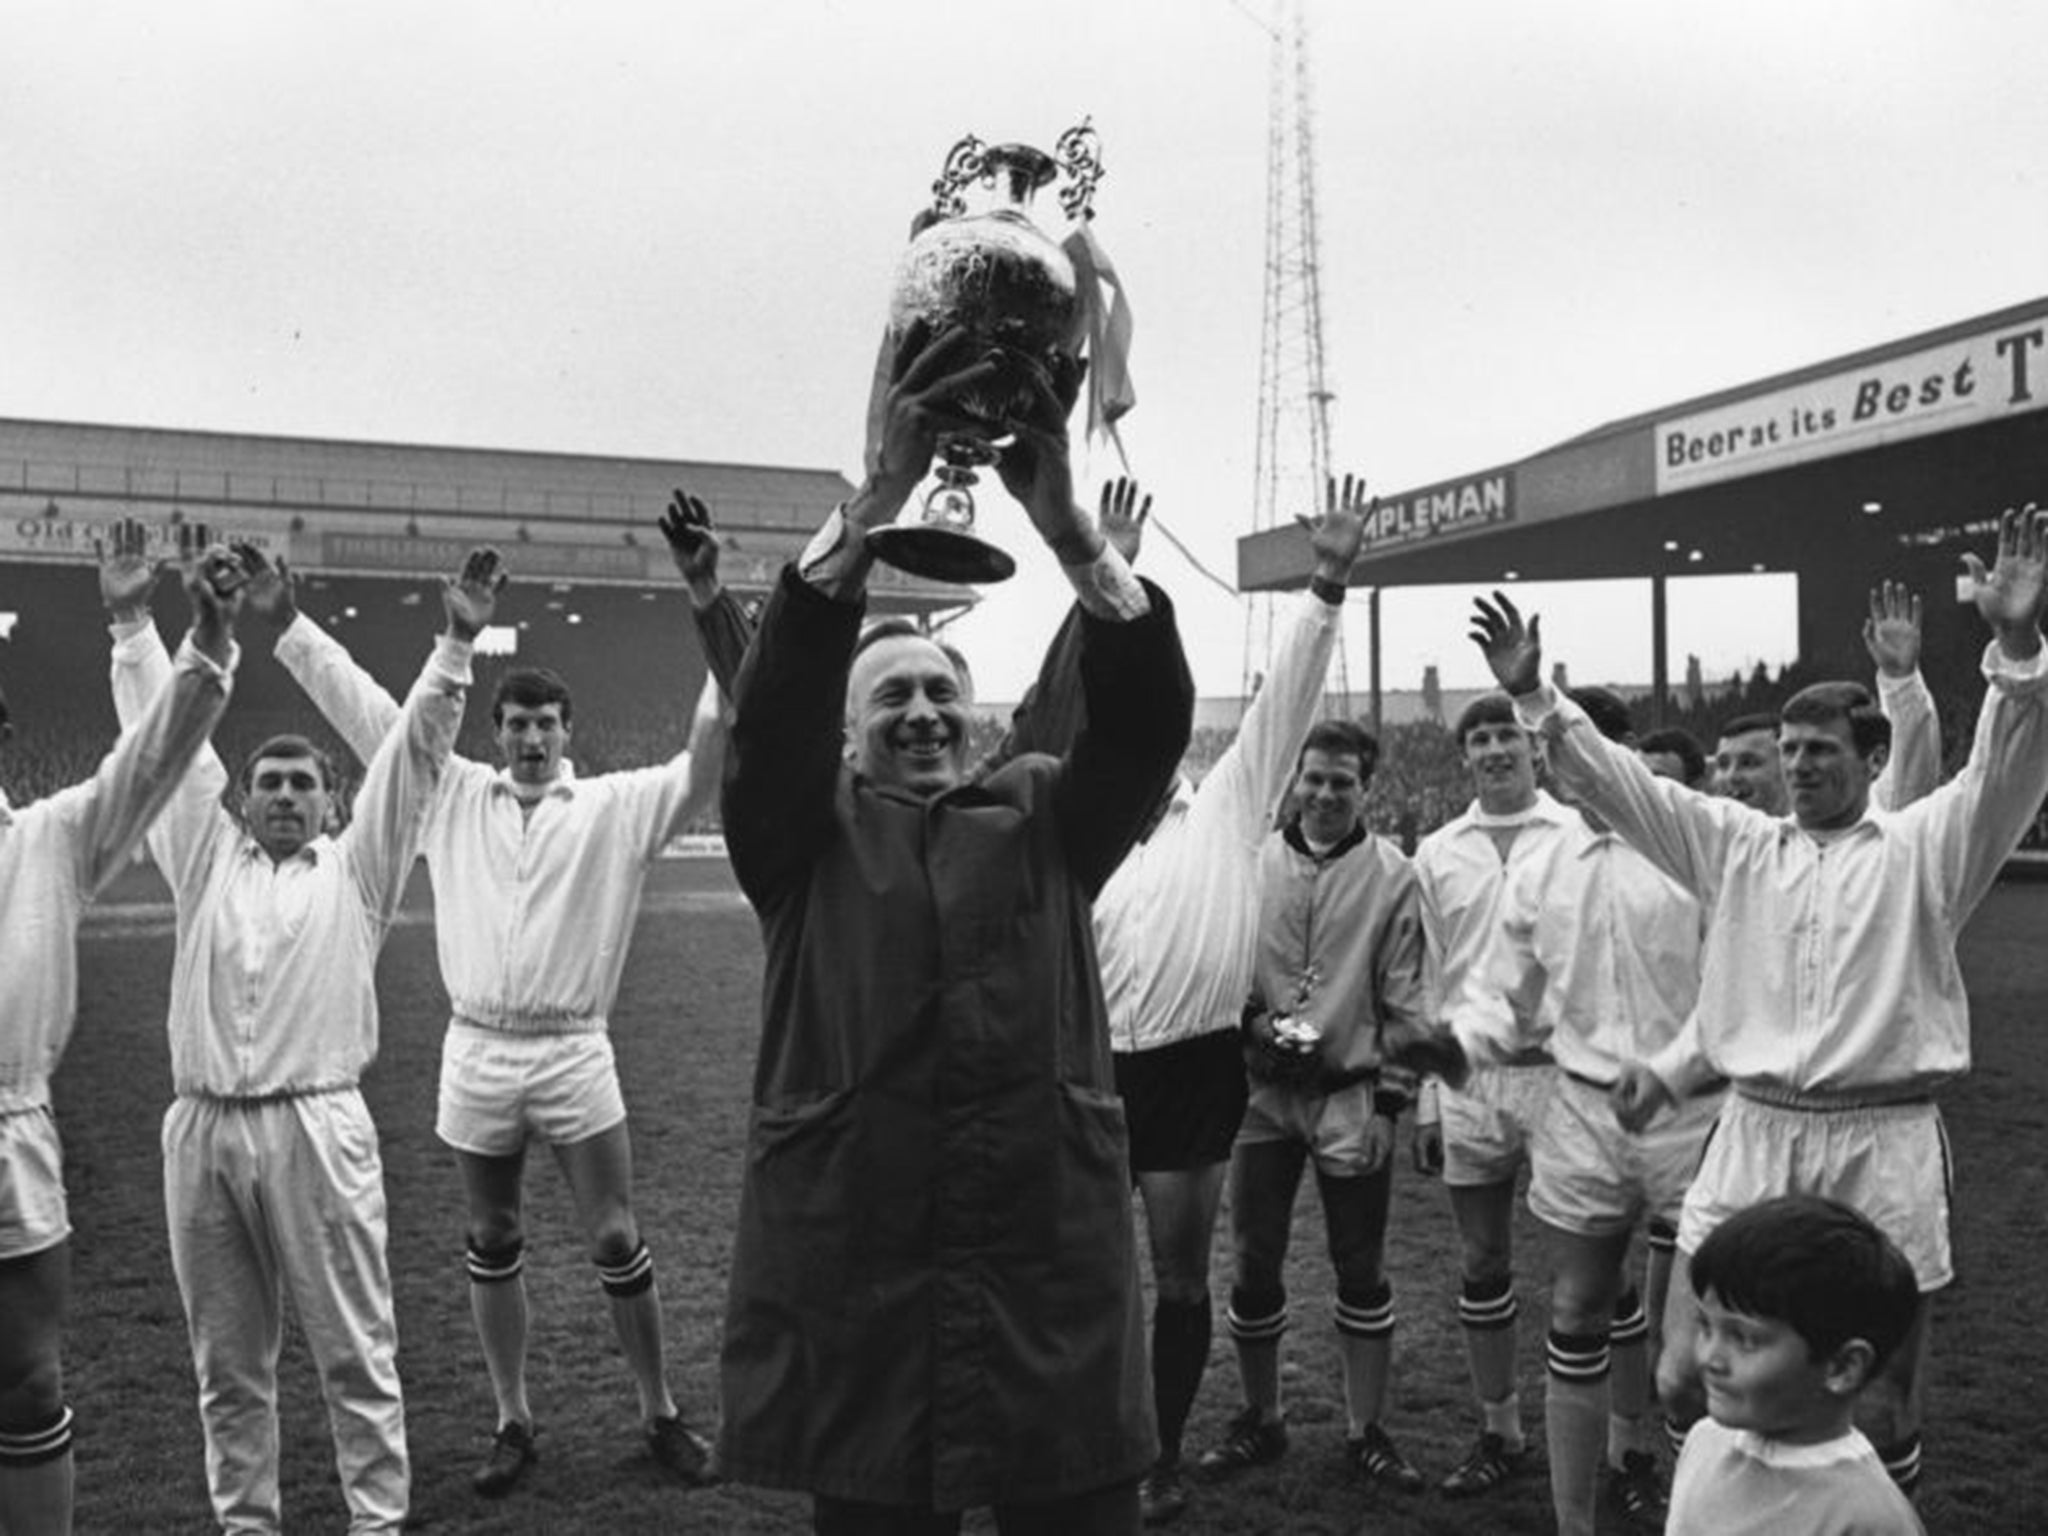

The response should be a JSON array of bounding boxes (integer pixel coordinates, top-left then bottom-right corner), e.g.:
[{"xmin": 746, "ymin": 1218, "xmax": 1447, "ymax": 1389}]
[
  {"xmin": 240, "ymin": 733, "xmax": 336, "ymax": 794},
  {"xmin": 1296, "ymin": 718, "xmax": 1379, "ymax": 783},
  {"xmin": 1640, "ymin": 726, "xmax": 1708, "ymax": 786},
  {"xmin": 492, "ymin": 667, "xmax": 574, "ymax": 728},
  {"xmin": 1453, "ymin": 692, "xmax": 1519, "ymax": 747},
  {"xmin": 1718, "ymin": 712, "xmax": 1778, "ymax": 742},
  {"xmin": 1779, "ymin": 682, "xmax": 1891, "ymax": 759},
  {"xmin": 1690, "ymin": 1195, "xmax": 1919, "ymax": 1369},
  {"xmin": 1566, "ymin": 685, "xmax": 1634, "ymax": 745}
]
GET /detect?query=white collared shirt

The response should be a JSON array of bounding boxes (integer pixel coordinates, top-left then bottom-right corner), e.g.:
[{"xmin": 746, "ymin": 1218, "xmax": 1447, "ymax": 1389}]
[
  {"xmin": 1450, "ymin": 812, "xmax": 1704, "ymax": 1082},
  {"xmin": 1095, "ymin": 590, "xmax": 1340, "ymax": 1052},
  {"xmin": 113, "ymin": 622, "xmax": 467, "ymax": 1095},
  {"xmin": 1518, "ymin": 642, "xmax": 2048, "ymax": 1098},
  {"xmin": 275, "ymin": 612, "xmax": 722, "ymax": 1033},
  {"xmin": 1412, "ymin": 790, "xmax": 1575, "ymax": 1030},
  {"xmin": 0, "ymin": 636, "xmax": 233, "ymax": 1112}
]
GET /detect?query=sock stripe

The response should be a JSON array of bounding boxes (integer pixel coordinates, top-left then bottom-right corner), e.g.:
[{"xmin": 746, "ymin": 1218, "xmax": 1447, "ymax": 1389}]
[
  {"xmin": 0, "ymin": 1407, "xmax": 74, "ymax": 1467},
  {"xmin": 1663, "ymin": 1416, "xmax": 1691, "ymax": 1458},
  {"xmin": 1458, "ymin": 1289, "xmax": 1519, "ymax": 1331},
  {"xmin": 1646, "ymin": 1219, "xmax": 1678, "ymax": 1255},
  {"xmin": 1608, "ymin": 1288, "xmax": 1648, "ymax": 1346},
  {"xmin": 1877, "ymin": 1433, "xmax": 1923, "ymax": 1495},
  {"xmin": 1335, "ymin": 1295, "xmax": 1395, "ymax": 1339},
  {"xmin": 1226, "ymin": 1302, "xmax": 1288, "ymax": 1343},
  {"xmin": 1546, "ymin": 1329, "xmax": 1611, "ymax": 1383},
  {"xmin": 466, "ymin": 1242, "xmax": 525, "ymax": 1284},
  {"xmin": 598, "ymin": 1241, "xmax": 655, "ymax": 1298}
]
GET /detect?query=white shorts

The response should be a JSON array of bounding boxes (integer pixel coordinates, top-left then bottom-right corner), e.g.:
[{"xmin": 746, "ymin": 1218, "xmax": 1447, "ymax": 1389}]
[
  {"xmin": 0, "ymin": 1106, "xmax": 69, "ymax": 1260},
  {"xmin": 1440, "ymin": 1063, "xmax": 1555, "ymax": 1188},
  {"xmin": 1675, "ymin": 1092, "xmax": 1954, "ymax": 1292},
  {"xmin": 1237, "ymin": 1080, "xmax": 1381, "ymax": 1176},
  {"xmin": 436, "ymin": 1023, "xmax": 628, "ymax": 1157},
  {"xmin": 1529, "ymin": 1074, "xmax": 1721, "ymax": 1237}
]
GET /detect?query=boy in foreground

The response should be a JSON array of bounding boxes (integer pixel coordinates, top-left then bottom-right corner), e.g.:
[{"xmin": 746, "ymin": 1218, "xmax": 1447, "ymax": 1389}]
[{"xmin": 1668, "ymin": 1196, "xmax": 1924, "ymax": 1535}]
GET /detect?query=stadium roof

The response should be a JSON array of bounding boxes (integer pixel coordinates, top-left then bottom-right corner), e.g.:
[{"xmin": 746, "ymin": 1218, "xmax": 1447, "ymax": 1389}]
[
  {"xmin": 0, "ymin": 416, "xmax": 970, "ymax": 612},
  {"xmin": 1237, "ymin": 294, "xmax": 2048, "ymax": 595}
]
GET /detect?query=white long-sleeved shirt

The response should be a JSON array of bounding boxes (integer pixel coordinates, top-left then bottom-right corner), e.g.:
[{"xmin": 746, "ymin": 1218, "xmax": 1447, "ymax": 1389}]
[
  {"xmin": 112, "ymin": 621, "xmax": 468, "ymax": 1096},
  {"xmin": 1871, "ymin": 667, "xmax": 1940, "ymax": 812},
  {"xmin": 0, "ymin": 635, "xmax": 233, "ymax": 1113},
  {"xmin": 1449, "ymin": 813, "xmax": 1704, "ymax": 1084},
  {"xmin": 1412, "ymin": 791, "xmax": 1575, "ymax": 1056},
  {"xmin": 1518, "ymin": 641, "xmax": 2048, "ymax": 1100},
  {"xmin": 1096, "ymin": 590, "xmax": 1339, "ymax": 1053},
  {"xmin": 275, "ymin": 612, "xmax": 722, "ymax": 1034}
]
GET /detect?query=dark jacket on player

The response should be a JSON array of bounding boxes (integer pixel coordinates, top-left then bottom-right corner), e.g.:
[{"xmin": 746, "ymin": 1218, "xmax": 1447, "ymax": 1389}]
[{"xmin": 717, "ymin": 564, "xmax": 1191, "ymax": 1509}]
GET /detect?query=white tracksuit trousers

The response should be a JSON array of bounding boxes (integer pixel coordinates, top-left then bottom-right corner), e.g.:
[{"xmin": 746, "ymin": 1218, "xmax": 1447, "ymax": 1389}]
[{"xmin": 163, "ymin": 1090, "xmax": 409, "ymax": 1534}]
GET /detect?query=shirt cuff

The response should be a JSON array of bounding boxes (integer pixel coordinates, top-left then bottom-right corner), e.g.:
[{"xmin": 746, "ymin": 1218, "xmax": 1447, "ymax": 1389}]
[
  {"xmin": 796, "ymin": 506, "xmax": 872, "ymax": 601},
  {"xmin": 1511, "ymin": 681, "xmax": 1561, "ymax": 729},
  {"xmin": 173, "ymin": 633, "xmax": 238, "ymax": 681},
  {"xmin": 1982, "ymin": 636, "xmax": 2048, "ymax": 692},
  {"xmin": 273, "ymin": 610, "xmax": 323, "ymax": 663},
  {"xmin": 430, "ymin": 632, "xmax": 476, "ymax": 686},
  {"xmin": 1061, "ymin": 543, "xmax": 1150, "ymax": 621},
  {"xmin": 1875, "ymin": 667, "xmax": 1922, "ymax": 699},
  {"xmin": 108, "ymin": 616, "xmax": 158, "ymax": 662}
]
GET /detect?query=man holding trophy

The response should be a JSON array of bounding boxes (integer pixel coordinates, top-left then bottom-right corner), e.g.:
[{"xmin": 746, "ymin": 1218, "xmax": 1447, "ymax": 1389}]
[{"xmin": 716, "ymin": 300, "xmax": 1191, "ymax": 1534}]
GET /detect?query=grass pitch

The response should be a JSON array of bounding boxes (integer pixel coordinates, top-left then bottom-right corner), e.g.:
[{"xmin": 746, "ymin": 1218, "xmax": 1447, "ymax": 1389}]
[{"xmin": 55, "ymin": 861, "xmax": 2048, "ymax": 1533}]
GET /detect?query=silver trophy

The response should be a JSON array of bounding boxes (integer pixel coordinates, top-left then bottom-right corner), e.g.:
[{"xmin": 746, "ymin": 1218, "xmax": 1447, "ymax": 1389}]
[{"xmin": 865, "ymin": 122, "xmax": 1107, "ymax": 585}]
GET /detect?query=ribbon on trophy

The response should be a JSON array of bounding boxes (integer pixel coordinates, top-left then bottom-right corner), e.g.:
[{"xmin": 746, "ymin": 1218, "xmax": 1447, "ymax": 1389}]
[{"xmin": 1062, "ymin": 220, "xmax": 1135, "ymax": 471}]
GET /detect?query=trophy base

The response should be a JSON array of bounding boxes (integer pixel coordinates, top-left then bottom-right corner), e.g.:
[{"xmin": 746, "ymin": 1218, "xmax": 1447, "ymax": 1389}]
[{"xmin": 866, "ymin": 524, "xmax": 1017, "ymax": 585}]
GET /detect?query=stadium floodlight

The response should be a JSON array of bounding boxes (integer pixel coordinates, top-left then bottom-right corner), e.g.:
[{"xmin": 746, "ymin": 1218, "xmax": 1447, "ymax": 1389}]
[
  {"xmin": 0, "ymin": 612, "xmax": 17, "ymax": 640},
  {"xmin": 1862, "ymin": 500, "xmax": 1883, "ymax": 515}
]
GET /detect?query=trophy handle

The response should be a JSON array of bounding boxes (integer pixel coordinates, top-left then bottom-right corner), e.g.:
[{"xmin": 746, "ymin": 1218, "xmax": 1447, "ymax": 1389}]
[
  {"xmin": 929, "ymin": 134, "xmax": 988, "ymax": 221},
  {"xmin": 1054, "ymin": 119, "xmax": 1105, "ymax": 223}
]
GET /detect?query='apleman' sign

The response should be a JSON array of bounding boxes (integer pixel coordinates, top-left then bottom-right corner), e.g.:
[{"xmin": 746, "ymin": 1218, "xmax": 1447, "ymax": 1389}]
[
  {"xmin": 1656, "ymin": 320, "xmax": 2048, "ymax": 494},
  {"xmin": 1362, "ymin": 475, "xmax": 1512, "ymax": 550}
]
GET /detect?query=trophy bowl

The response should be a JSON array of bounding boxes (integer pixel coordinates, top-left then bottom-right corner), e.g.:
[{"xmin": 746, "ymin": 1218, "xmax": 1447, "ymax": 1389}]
[{"xmin": 866, "ymin": 130, "xmax": 1101, "ymax": 586}]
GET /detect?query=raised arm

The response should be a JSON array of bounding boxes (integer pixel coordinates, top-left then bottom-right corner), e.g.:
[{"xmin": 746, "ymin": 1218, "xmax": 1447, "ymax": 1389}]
[
  {"xmin": 985, "ymin": 362, "xmax": 1189, "ymax": 890},
  {"xmin": 243, "ymin": 543, "xmax": 404, "ymax": 765},
  {"xmin": 70, "ymin": 528, "xmax": 239, "ymax": 893},
  {"xmin": 1470, "ymin": 590, "xmax": 1747, "ymax": 898},
  {"xmin": 343, "ymin": 548, "xmax": 497, "ymax": 921},
  {"xmin": 1864, "ymin": 580, "xmax": 1940, "ymax": 811},
  {"xmin": 1205, "ymin": 474, "xmax": 1366, "ymax": 835},
  {"xmin": 658, "ymin": 488, "xmax": 754, "ymax": 699},
  {"xmin": 1924, "ymin": 507, "xmax": 2048, "ymax": 917},
  {"xmin": 996, "ymin": 476, "xmax": 1151, "ymax": 766},
  {"xmin": 101, "ymin": 524, "xmax": 245, "ymax": 896}
]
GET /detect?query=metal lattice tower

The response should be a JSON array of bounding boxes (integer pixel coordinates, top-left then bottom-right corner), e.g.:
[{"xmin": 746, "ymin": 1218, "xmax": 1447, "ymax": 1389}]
[{"xmin": 1242, "ymin": 0, "xmax": 1348, "ymax": 711}]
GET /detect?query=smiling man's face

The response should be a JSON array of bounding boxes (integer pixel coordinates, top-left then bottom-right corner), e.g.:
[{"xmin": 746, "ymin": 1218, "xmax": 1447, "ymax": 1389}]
[{"xmin": 846, "ymin": 633, "xmax": 969, "ymax": 797}]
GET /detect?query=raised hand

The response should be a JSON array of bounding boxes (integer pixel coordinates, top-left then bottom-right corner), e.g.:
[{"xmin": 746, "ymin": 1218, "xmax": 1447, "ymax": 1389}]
[
  {"xmin": 442, "ymin": 547, "xmax": 508, "ymax": 641},
  {"xmin": 1961, "ymin": 504, "xmax": 2048, "ymax": 660},
  {"xmin": 1301, "ymin": 472, "xmax": 1370, "ymax": 586},
  {"xmin": 1099, "ymin": 477, "xmax": 1150, "ymax": 565},
  {"xmin": 1861, "ymin": 580, "xmax": 1923, "ymax": 678},
  {"xmin": 95, "ymin": 517, "xmax": 164, "ymax": 620},
  {"xmin": 658, "ymin": 489, "xmax": 722, "ymax": 607},
  {"xmin": 182, "ymin": 541, "xmax": 248, "ymax": 666},
  {"xmin": 994, "ymin": 351, "xmax": 1095, "ymax": 562},
  {"xmin": 861, "ymin": 321, "xmax": 1005, "ymax": 522},
  {"xmin": 1469, "ymin": 590, "xmax": 1544, "ymax": 696},
  {"xmin": 234, "ymin": 541, "xmax": 300, "ymax": 631}
]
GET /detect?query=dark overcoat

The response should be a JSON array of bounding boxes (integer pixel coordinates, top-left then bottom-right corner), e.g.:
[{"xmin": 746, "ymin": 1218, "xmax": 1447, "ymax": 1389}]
[{"xmin": 717, "ymin": 567, "xmax": 1192, "ymax": 1509}]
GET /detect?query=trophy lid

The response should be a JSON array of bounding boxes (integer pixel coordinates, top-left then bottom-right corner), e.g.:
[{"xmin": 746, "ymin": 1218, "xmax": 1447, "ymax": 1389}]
[{"xmin": 982, "ymin": 143, "xmax": 1058, "ymax": 191}]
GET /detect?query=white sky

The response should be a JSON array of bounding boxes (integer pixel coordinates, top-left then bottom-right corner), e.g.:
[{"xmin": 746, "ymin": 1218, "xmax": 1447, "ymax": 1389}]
[{"xmin": 6, "ymin": 0, "xmax": 2046, "ymax": 702}]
